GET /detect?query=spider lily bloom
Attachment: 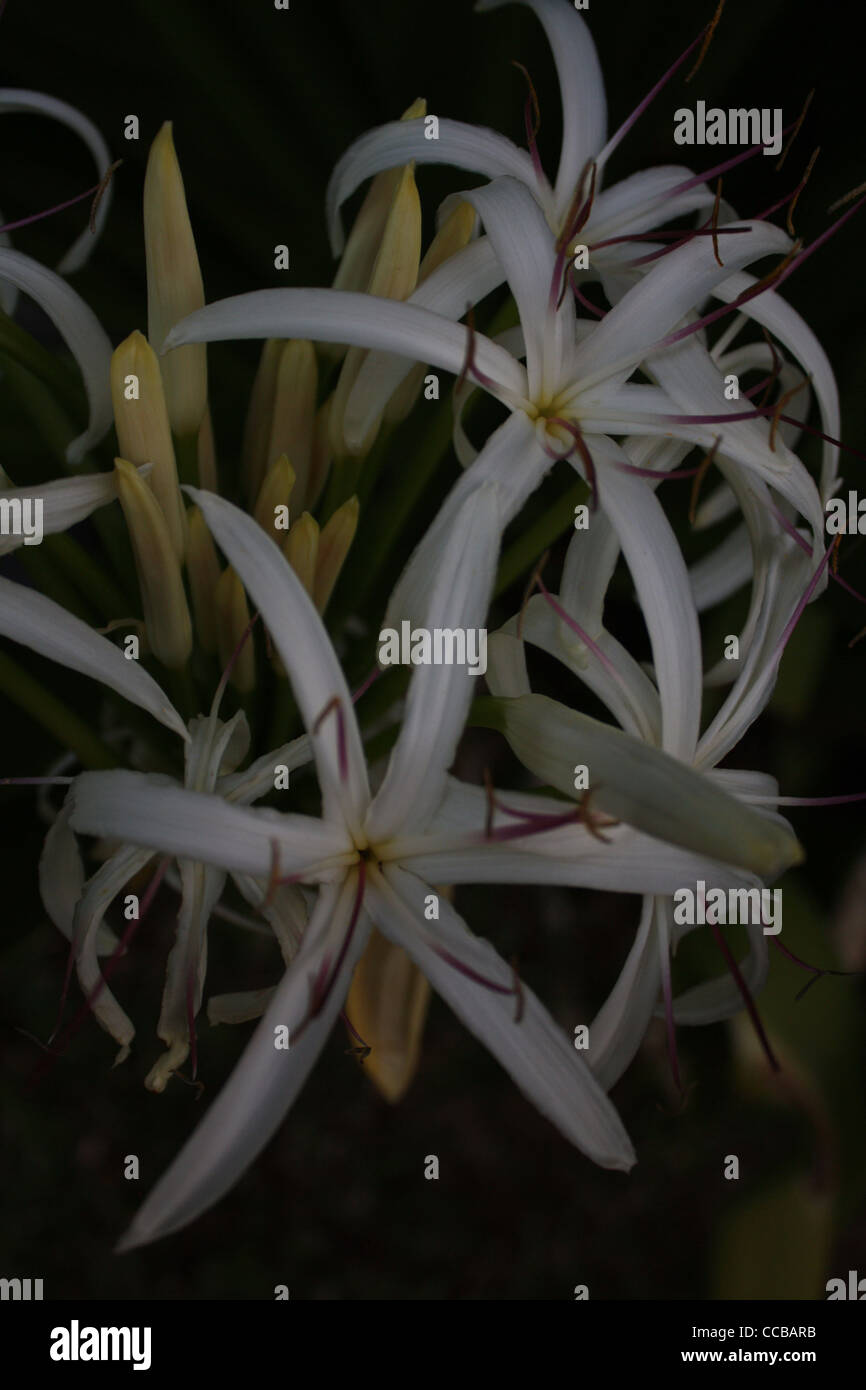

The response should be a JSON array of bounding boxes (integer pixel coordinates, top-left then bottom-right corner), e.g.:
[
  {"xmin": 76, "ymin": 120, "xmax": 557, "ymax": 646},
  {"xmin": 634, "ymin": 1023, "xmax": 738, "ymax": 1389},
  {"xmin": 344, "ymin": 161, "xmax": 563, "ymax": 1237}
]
[
  {"xmin": 0, "ymin": 246, "xmax": 113, "ymax": 460},
  {"xmin": 68, "ymin": 488, "xmax": 815, "ymax": 1248},
  {"xmin": 326, "ymin": 0, "xmax": 722, "ymax": 294},
  {"xmin": 484, "ymin": 475, "xmax": 818, "ymax": 1087},
  {"xmin": 66, "ymin": 486, "xmax": 742, "ymax": 1248}
]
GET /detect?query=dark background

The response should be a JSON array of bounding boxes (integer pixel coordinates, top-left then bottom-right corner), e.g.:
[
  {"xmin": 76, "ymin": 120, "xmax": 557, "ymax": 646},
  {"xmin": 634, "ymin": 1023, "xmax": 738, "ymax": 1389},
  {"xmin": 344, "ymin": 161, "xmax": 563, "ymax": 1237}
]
[{"xmin": 1, "ymin": 0, "xmax": 865, "ymax": 1300}]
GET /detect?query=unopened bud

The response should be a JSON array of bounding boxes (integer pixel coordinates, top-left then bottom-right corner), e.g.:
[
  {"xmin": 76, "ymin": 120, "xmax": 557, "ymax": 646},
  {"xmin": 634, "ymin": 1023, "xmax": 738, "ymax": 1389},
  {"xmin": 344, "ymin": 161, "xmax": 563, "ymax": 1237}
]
[
  {"xmin": 144, "ymin": 121, "xmax": 207, "ymax": 437},
  {"xmin": 113, "ymin": 457, "xmax": 192, "ymax": 669},
  {"xmin": 283, "ymin": 511, "xmax": 319, "ymax": 598},
  {"xmin": 215, "ymin": 567, "xmax": 255, "ymax": 694},
  {"xmin": 314, "ymin": 495, "xmax": 359, "ymax": 613},
  {"xmin": 347, "ymin": 928, "xmax": 430, "ymax": 1102},
  {"xmin": 254, "ymin": 453, "xmax": 295, "ymax": 541},
  {"xmin": 187, "ymin": 506, "xmax": 221, "ymax": 652},
  {"xmin": 111, "ymin": 331, "xmax": 187, "ymax": 559}
]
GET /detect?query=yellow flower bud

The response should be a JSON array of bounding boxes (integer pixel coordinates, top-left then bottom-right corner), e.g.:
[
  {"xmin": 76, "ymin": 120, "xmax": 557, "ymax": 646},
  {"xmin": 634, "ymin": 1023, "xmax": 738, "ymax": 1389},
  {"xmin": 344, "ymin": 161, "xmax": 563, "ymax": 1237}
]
[
  {"xmin": 254, "ymin": 453, "xmax": 295, "ymax": 542},
  {"xmin": 187, "ymin": 506, "xmax": 221, "ymax": 652},
  {"xmin": 241, "ymin": 340, "xmax": 283, "ymax": 502},
  {"xmin": 282, "ymin": 511, "xmax": 319, "ymax": 598},
  {"xmin": 385, "ymin": 200, "xmax": 477, "ymax": 423},
  {"xmin": 346, "ymin": 929, "xmax": 430, "ymax": 1102},
  {"xmin": 314, "ymin": 495, "xmax": 359, "ymax": 613},
  {"xmin": 241, "ymin": 339, "xmax": 316, "ymax": 505},
  {"xmin": 113, "ymin": 457, "xmax": 192, "ymax": 669},
  {"xmin": 110, "ymin": 330, "xmax": 187, "ymax": 559},
  {"xmin": 144, "ymin": 122, "xmax": 207, "ymax": 438},
  {"xmin": 305, "ymin": 395, "xmax": 334, "ymax": 514},
  {"xmin": 215, "ymin": 567, "xmax": 255, "ymax": 694},
  {"xmin": 330, "ymin": 163, "xmax": 422, "ymax": 459}
]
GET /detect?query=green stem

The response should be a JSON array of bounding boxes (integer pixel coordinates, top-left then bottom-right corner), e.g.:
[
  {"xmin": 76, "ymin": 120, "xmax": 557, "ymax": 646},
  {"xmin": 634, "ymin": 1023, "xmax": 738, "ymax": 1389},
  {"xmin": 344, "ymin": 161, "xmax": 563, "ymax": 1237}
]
[
  {"xmin": 495, "ymin": 477, "xmax": 588, "ymax": 596},
  {"xmin": 0, "ymin": 651, "xmax": 119, "ymax": 769}
]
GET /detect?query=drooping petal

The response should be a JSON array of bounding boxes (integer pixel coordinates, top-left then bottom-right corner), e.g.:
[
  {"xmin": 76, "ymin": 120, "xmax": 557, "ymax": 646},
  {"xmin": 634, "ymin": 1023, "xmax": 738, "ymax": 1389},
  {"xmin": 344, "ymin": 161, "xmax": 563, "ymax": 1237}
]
[
  {"xmin": 0, "ymin": 577, "xmax": 188, "ymax": 740},
  {"xmin": 369, "ymin": 864, "xmax": 635, "ymax": 1170},
  {"xmin": 326, "ymin": 116, "xmax": 548, "ymax": 255},
  {"xmin": 0, "ymin": 247, "xmax": 113, "ymax": 460},
  {"xmin": 496, "ymin": 693, "xmax": 803, "ymax": 877},
  {"xmin": 39, "ymin": 793, "xmax": 117, "ymax": 954},
  {"xmin": 70, "ymin": 772, "xmax": 352, "ymax": 881},
  {"xmin": 587, "ymin": 894, "xmax": 659, "ymax": 1089},
  {"xmin": 165, "ymin": 288, "xmax": 528, "ymax": 409},
  {"xmin": 0, "ymin": 470, "xmax": 120, "ymax": 556},
  {"xmin": 117, "ymin": 874, "xmax": 371, "ymax": 1249},
  {"xmin": 187, "ymin": 489, "xmax": 369, "ymax": 835},
  {"xmin": 366, "ymin": 483, "xmax": 501, "ymax": 842}
]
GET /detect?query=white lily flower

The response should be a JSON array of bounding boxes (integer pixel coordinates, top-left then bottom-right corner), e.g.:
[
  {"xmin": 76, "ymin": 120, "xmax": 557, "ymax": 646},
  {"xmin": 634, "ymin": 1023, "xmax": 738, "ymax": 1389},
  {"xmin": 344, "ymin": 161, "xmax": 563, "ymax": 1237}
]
[
  {"xmin": 69, "ymin": 486, "xmax": 668, "ymax": 1248},
  {"xmin": 486, "ymin": 482, "xmax": 819, "ymax": 1088},
  {"xmin": 163, "ymin": 177, "xmax": 825, "ymax": 692}
]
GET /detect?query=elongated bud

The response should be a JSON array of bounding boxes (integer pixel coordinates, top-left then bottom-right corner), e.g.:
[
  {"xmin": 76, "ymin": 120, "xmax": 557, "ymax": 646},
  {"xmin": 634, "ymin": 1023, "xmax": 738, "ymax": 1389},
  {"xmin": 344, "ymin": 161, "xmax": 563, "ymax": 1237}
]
[
  {"xmin": 330, "ymin": 163, "xmax": 422, "ymax": 458},
  {"xmin": 283, "ymin": 511, "xmax": 319, "ymax": 597},
  {"xmin": 187, "ymin": 506, "xmax": 221, "ymax": 652},
  {"xmin": 254, "ymin": 453, "xmax": 295, "ymax": 542},
  {"xmin": 144, "ymin": 121, "xmax": 207, "ymax": 437},
  {"xmin": 306, "ymin": 395, "xmax": 334, "ymax": 513},
  {"xmin": 346, "ymin": 929, "xmax": 430, "ymax": 1102},
  {"xmin": 241, "ymin": 340, "xmax": 283, "ymax": 501},
  {"xmin": 314, "ymin": 495, "xmax": 359, "ymax": 613},
  {"xmin": 267, "ymin": 340, "xmax": 316, "ymax": 505},
  {"xmin": 197, "ymin": 405, "xmax": 218, "ymax": 493},
  {"xmin": 215, "ymin": 567, "xmax": 255, "ymax": 693},
  {"xmin": 385, "ymin": 201, "xmax": 476, "ymax": 423},
  {"xmin": 113, "ymin": 457, "xmax": 192, "ymax": 669},
  {"xmin": 331, "ymin": 97, "xmax": 426, "ymax": 299},
  {"xmin": 111, "ymin": 331, "xmax": 187, "ymax": 559}
]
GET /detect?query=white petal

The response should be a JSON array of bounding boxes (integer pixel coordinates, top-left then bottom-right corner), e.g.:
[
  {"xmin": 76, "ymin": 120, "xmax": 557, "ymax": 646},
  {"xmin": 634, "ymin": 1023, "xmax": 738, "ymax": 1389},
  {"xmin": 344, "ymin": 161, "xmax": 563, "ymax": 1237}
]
[
  {"xmin": 384, "ymin": 410, "xmax": 548, "ymax": 634},
  {"xmin": 326, "ymin": 116, "xmax": 547, "ymax": 254},
  {"xmin": 477, "ymin": 0, "xmax": 606, "ymax": 217},
  {"xmin": 366, "ymin": 483, "xmax": 501, "ymax": 842},
  {"xmin": 0, "ymin": 471, "xmax": 120, "ymax": 555},
  {"xmin": 587, "ymin": 895, "xmax": 659, "ymax": 1089},
  {"xmin": 219, "ymin": 736, "xmax": 312, "ymax": 805},
  {"xmin": 369, "ymin": 864, "xmax": 635, "ymax": 1170},
  {"xmin": 0, "ymin": 247, "xmax": 113, "ymax": 460},
  {"xmin": 0, "ymin": 577, "xmax": 188, "ymax": 740},
  {"xmin": 498, "ymin": 693, "xmax": 803, "ymax": 877},
  {"xmin": 689, "ymin": 522, "xmax": 752, "ymax": 610},
  {"xmin": 39, "ymin": 793, "xmax": 116, "ymax": 954},
  {"xmin": 166, "ymin": 288, "xmax": 528, "ymax": 408},
  {"xmin": 70, "ymin": 771, "xmax": 352, "ymax": 880},
  {"xmin": 589, "ymin": 167, "xmax": 715, "ymax": 251},
  {"xmin": 117, "ymin": 875, "xmax": 371, "ymax": 1249},
  {"xmin": 0, "ymin": 89, "xmax": 113, "ymax": 273},
  {"xmin": 187, "ymin": 489, "xmax": 369, "ymax": 834}
]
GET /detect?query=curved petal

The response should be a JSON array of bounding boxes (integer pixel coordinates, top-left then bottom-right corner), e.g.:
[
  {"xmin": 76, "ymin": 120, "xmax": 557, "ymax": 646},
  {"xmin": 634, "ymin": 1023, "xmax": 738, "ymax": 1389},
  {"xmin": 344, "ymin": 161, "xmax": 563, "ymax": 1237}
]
[
  {"xmin": 587, "ymin": 894, "xmax": 659, "ymax": 1089},
  {"xmin": 477, "ymin": 0, "xmax": 606, "ymax": 218},
  {"xmin": 165, "ymin": 287, "xmax": 527, "ymax": 408},
  {"xmin": 117, "ymin": 875, "xmax": 371, "ymax": 1249},
  {"xmin": 589, "ymin": 166, "xmax": 715, "ymax": 249},
  {"xmin": 326, "ymin": 116, "xmax": 547, "ymax": 254},
  {"xmin": 0, "ymin": 470, "xmax": 120, "ymax": 556},
  {"xmin": 0, "ymin": 89, "xmax": 114, "ymax": 273},
  {"xmin": 689, "ymin": 522, "xmax": 752, "ymax": 611},
  {"xmin": 39, "ymin": 793, "xmax": 116, "ymax": 954},
  {"xmin": 0, "ymin": 576, "xmax": 188, "ymax": 741},
  {"xmin": 366, "ymin": 482, "xmax": 501, "ymax": 842},
  {"xmin": 187, "ymin": 489, "xmax": 369, "ymax": 834},
  {"xmin": 0, "ymin": 247, "xmax": 113, "ymax": 460},
  {"xmin": 70, "ymin": 771, "xmax": 352, "ymax": 881},
  {"xmin": 370, "ymin": 863, "xmax": 635, "ymax": 1170}
]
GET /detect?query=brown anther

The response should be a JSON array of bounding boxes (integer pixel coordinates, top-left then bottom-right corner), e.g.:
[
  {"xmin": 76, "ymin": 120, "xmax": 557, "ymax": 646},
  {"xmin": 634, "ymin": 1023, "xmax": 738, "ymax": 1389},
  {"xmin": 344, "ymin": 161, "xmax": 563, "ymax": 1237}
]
[
  {"xmin": 711, "ymin": 178, "xmax": 723, "ymax": 268},
  {"xmin": 776, "ymin": 88, "xmax": 813, "ymax": 172},
  {"xmin": 89, "ymin": 159, "xmax": 122, "ymax": 233},
  {"xmin": 686, "ymin": 0, "xmax": 725, "ymax": 83},
  {"xmin": 831, "ymin": 533, "xmax": 842, "ymax": 575},
  {"xmin": 787, "ymin": 146, "xmax": 820, "ymax": 237},
  {"xmin": 263, "ymin": 839, "xmax": 281, "ymax": 910},
  {"xmin": 828, "ymin": 179, "xmax": 866, "ymax": 215},
  {"xmin": 576, "ymin": 786, "xmax": 617, "ymax": 843},
  {"xmin": 511, "ymin": 60, "xmax": 541, "ymax": 142},
  {"xmin": 517, "ymin": 548, "xmax": 550, "ymax": 639},
  {"xmin": 769, "ymin": 374, "xmax": 810, "ymax": 452}
]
